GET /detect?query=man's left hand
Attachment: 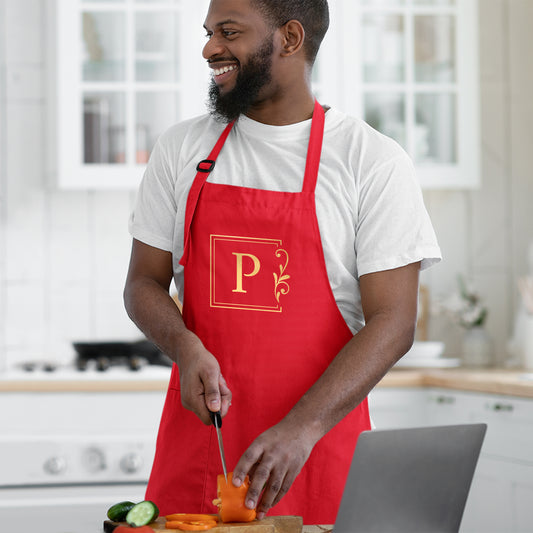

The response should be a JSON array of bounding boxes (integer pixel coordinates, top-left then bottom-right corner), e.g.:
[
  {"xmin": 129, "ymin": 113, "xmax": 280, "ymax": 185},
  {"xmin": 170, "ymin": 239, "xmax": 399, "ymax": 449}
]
[{"xmin": 231, "ymin": 419, "xmax": 315, "ymax": 519}]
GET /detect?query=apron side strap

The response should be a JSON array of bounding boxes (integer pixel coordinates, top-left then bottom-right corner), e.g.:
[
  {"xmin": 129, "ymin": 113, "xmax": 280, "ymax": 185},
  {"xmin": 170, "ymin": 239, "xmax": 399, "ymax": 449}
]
[
  {"xmin": 180, "ymin": 121, "xmax": 235, "ymax": 266},
  {"xmin": 302, "ymin": 100, "xmax": 325, "ymax": 194}
]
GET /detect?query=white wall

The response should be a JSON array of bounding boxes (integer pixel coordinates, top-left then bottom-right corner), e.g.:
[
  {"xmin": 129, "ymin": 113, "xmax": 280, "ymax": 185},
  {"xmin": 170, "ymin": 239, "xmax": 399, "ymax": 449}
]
[
  {"xmin": 422, "ymin": 0, "xmax": 533, "ymax": 365},
  {"xmin": 0, "ymin": 0, "xmax": 532, "ymax": 369},
  {"xmin": 0, "ymin": 0, "xmax": 140, "ymax": 369}
]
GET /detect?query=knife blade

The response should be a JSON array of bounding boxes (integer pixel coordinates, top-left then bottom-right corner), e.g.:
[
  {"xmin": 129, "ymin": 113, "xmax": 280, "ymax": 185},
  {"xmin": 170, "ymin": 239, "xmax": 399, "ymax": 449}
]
[{"xmin": 209, "ymin": 410, "xmax": 228, "ymax": 482}]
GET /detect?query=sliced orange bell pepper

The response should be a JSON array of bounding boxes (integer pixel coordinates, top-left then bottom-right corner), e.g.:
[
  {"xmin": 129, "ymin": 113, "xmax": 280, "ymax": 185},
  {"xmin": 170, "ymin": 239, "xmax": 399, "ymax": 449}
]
[
  {"xmin": 166, "ymin": 514, "xmax": 217, "ymax": 522},
  {"xmin": 212, "ymin": 471, "xmax": 257, "ymax": 523},
  {"xmin": 165, "ymin": 520, "xmax": 217, "ymax": 530}
]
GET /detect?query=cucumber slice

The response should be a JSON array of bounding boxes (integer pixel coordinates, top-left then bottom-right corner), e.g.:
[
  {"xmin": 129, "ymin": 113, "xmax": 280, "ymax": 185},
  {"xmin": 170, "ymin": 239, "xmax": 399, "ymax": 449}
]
[
  {"xmin": 126, "ymin": 500, "xmax": 159, "ymax": 527},
  {"xmin": 107, "ymin": 501, "xmax": 136, "ymax": 522}
]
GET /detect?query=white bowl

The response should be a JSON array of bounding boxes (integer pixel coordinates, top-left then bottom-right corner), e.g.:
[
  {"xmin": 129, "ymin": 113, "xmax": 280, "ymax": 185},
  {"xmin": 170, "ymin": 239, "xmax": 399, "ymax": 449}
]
[{"xmin": 403, "ymin": 341, "xmax": 445, "ymax": 359}]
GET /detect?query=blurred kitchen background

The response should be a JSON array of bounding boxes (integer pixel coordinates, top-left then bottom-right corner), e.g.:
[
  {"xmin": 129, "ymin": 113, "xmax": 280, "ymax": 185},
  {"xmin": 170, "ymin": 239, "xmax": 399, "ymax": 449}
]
[
  {"xmin": 0, "ymin": 0, "xmax": 532, "ymax": 371},
  {"xmin": 1, "ymin": 1, "xmax": 533, "ymax": 532}
]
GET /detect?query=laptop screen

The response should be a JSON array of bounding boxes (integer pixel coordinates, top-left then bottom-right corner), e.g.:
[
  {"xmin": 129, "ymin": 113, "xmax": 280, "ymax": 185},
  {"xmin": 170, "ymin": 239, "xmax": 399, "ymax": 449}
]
[{"xmin": 334, "ymin": 424, "xmax": 486, "ymax": 533}]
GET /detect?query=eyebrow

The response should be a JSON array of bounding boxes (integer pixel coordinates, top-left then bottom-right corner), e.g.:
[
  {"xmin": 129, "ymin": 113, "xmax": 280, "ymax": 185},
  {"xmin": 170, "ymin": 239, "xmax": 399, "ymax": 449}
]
[{"xmin": 203, "ymin": 18, "xmax": 243, "ymax": 30}]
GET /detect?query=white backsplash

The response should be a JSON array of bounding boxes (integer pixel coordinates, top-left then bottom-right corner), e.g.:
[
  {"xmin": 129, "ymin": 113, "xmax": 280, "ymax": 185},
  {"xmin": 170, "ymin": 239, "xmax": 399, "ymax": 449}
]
[{"xmin": 1, "ymin": 0, "xmax": 532, "ymax": 370}]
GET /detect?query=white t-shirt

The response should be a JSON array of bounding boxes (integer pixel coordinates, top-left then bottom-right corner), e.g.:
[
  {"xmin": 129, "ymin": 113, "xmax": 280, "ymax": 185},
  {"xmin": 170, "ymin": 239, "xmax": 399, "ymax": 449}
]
[{"xmin": 129, "ymin": 107, "xmax": 441, "ymax": 334}]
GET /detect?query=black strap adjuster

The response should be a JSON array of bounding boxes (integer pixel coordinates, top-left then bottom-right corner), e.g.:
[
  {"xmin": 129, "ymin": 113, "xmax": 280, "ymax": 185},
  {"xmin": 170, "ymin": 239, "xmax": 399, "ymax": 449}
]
[{"xmin": 196, "ymin": 159, "xmax": 216, "ymax": 173}]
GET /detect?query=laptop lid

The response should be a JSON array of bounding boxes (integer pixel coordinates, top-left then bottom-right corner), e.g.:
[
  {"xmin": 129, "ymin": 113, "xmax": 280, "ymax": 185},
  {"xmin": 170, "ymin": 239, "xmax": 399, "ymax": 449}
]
[{"xmin": 334, "ymin": 424, "xmax": 487, "ymax": 533}]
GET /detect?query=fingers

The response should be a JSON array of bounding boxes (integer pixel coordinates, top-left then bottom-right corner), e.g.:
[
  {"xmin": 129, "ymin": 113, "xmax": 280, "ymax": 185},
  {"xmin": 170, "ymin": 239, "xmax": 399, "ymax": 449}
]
[
  {"xmin": 257, "ymin": 471, "xmax": 293, "ymax": 518},
  {"xmin": 204, "ymin": 373, "xmax": 232, "ymax": 414},
  {"xmin": 179, "ymin": 351, "xmax": 232, "ymax": 424},
  {"xmin": 233, "ymin": 423, "xmax": 315, "ymax": 519},
  {"xmin": 234, "ymin": 453, "xmax": 295, "ymax": 519},
  {"xmin": 233, "ymin": 429, "xmax": 308, "ymax": 519},
  {"xmin": 203, "ymin": 368, "xmax": 222, "ymax": 413},
  {"xmin": 219, "ymin": 374, "xmax": 232, "ymax": 417}
]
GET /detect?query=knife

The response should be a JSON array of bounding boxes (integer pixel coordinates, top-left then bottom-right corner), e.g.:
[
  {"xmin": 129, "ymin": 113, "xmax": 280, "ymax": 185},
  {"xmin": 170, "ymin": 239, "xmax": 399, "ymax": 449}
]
[{"xmin": 209, "ymin": 410, "xmax": 228, "ymax": 482}]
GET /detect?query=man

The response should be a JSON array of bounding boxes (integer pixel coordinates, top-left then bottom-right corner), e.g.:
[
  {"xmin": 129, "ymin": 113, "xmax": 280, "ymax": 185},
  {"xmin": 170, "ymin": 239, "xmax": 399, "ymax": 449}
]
[{"xmin": 124, "ymin": 0, "xmax": 441, "ymax": 525}]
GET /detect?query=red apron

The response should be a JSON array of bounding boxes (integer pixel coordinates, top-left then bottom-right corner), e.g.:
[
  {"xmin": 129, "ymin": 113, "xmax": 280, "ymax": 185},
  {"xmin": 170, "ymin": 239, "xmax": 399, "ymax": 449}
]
[{"xmin": 145, "ymin": 101, "xmax": 370, "ymax": 524}]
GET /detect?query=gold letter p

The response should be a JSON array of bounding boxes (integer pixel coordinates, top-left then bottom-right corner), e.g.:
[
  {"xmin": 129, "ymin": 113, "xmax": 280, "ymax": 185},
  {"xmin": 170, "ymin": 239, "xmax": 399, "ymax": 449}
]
[{"xmin": 232, "ymin": 253, "xmax": 261, "ymax": 293}]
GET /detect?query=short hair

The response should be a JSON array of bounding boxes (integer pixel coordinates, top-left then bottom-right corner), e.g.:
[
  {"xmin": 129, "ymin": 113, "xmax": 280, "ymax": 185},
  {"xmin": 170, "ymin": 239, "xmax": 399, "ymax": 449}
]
[{"xmin": 250, "ymin": 0, "xmax": 329, "ymax": 65}]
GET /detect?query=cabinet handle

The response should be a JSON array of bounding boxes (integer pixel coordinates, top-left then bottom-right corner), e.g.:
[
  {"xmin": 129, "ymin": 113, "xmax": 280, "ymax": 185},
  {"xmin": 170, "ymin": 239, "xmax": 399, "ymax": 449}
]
[
  {"xmin": 489, "ymin": 402, "xmax": 514, "ymax": 412},
  {"xmin": 435, "ymin": 395, "xmax": 455, "ymax": 404}
]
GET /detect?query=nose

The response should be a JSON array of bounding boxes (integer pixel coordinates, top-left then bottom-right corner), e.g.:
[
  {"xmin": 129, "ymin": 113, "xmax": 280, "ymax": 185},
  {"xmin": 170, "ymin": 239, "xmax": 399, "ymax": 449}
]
[{"xmin": 202, "ymin": 34, "xmax": 225, "ymax": 61}]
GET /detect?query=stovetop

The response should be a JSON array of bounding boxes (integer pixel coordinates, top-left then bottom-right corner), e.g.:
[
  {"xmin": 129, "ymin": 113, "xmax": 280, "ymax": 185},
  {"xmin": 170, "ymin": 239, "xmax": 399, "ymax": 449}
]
[
  {"xmin": 1, "ymin": 339, "xmax": 174, "ymax": 382},
  {"xmin": 1, "ymin": 364, "xmax": 172, "ymax": 381}
]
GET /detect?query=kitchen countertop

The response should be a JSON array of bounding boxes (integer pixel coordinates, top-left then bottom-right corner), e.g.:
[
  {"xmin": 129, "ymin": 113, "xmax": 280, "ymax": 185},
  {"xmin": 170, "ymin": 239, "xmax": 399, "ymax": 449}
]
[
  {"xmin": 0, "ymin": 366, "xmax": 173, "ymax": 392},
  {"xmin": 376, "ymin": 368, "xmax": 533, "ymax": 398},
  {"xmin": 1, "ymin": 366, "xmax": 533, "ymax": 397}
]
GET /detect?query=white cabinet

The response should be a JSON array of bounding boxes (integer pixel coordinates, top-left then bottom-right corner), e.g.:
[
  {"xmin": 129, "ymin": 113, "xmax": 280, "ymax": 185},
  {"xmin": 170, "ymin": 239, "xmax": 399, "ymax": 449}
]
[
  {"xmin": 370, "ymin": 386, "xmax": 533, "ymax": 533},
  {"xmin": 459, "ymin": 393, "xmax": 533, "ymax": 533},
  {"xmin": 47, "ymin": 0, "xmax": 210, "ymax": 189},
  {"xmin": 367, "ymin": 387, "xmax": 427, "ymax": 428},
  {"xmin": 49, "ymin": 0, "xmax": 479, "ymax": 190},
  {"xmin": 317, "ymin": 0, "xmax": 480, "ymax": 189}
]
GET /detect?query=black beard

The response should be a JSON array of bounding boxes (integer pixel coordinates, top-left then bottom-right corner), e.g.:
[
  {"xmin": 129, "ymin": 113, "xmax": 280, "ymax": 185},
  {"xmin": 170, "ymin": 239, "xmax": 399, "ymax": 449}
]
[{"xmin": 207, "ymin": 36, "xmax": 274, "ymax": 123}]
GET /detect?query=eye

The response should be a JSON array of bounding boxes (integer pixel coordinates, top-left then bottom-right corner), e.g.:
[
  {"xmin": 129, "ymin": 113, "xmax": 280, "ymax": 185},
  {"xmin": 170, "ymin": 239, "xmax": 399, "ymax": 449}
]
[
  {"xmin": 204, "ymin": 31, "xmax": 213, "ymax": 39},
  {"xmin": 222, "ymin": 30, "xmax": 237, "ymax": 37}
]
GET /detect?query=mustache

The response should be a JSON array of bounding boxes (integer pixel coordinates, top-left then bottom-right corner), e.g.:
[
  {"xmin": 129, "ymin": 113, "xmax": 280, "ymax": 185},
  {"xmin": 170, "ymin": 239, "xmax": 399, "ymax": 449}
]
[{"xmin": 207, "ymin": 57, "xmax": 239, "ymax": 64}]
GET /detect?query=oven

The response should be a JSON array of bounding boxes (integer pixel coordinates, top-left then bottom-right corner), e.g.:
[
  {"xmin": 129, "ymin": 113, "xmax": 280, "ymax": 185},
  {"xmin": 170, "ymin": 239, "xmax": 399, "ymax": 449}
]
[{"xmin": 0, "ymin": 359, "xmax": 170, "ymax": 533}]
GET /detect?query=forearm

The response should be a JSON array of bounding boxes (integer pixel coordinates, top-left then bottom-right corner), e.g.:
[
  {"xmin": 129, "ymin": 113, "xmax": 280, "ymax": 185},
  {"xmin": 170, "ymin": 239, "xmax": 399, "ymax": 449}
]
[
  {"xmin": 123, "ymin": 276, "xmax": 200, "ymax": 364},
  {"xmin": 285, "ymin": 309, "xmax": 415, "ymax": 444}
]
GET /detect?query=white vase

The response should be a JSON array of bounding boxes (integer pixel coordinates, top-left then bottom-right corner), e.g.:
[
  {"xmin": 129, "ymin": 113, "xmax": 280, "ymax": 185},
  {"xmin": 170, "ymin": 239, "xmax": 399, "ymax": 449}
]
[{"xmin": 462, "ymin": 326, "xmax": 492, "ymax": 368}]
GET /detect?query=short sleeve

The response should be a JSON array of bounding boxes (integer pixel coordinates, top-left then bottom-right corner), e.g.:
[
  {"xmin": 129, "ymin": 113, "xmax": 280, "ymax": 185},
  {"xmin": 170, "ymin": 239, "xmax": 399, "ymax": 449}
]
[
  {"xmin": 128, "ymin": 134, "xmax": 177, "ymax": 252},
  {"xmin": 355, "ymin": 150, "xmax": 441, "ymax": 277}
]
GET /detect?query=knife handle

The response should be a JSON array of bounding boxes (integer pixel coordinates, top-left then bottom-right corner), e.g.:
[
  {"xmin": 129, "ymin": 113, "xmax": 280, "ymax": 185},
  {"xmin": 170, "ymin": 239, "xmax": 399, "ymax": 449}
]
[{"xmin": 209, "ymin": 410, "xmax": 222, "ymax": 428}]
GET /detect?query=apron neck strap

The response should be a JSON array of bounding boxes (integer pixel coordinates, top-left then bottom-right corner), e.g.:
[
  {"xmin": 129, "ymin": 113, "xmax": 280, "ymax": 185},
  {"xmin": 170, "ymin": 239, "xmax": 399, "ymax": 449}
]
[
  {"xmin": 180, "ymin": 120, "xmax": 235, "ymax": 266},
  {"xmin": 301, "ymin": 100, "xmax": 325, "ymax": 194},
  {"xmin": 200, "ymin": 120, "xmax": 235, "ymax": 173}
]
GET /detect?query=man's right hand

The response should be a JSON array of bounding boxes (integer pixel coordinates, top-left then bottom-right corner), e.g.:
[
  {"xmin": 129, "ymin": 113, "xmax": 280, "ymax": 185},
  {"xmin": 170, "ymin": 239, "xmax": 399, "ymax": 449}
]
[
  {"xmin": 123, "ymin": 239, "xmax": 232, "ymax": 425},
  {"xmin": 177, "ymin": 332, "xmax": 232, "ymax": 425}
]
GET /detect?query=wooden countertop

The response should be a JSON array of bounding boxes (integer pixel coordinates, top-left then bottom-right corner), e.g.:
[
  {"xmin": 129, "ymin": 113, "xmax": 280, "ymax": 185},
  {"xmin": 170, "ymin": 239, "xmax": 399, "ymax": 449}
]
[
  {"xmin": 1, "ymin": 367, "xmax": 533, "ymax": 398},
  {"xmin": 376, "ymin": 368, "xmax": 533, "ymax": 399}
]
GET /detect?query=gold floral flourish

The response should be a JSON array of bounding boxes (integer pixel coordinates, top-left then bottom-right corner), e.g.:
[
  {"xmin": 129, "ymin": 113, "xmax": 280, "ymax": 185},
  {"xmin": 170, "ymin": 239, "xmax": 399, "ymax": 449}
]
[{"xmin": 273, "ymin": 248, "xmax": 290, "ymax": 303}]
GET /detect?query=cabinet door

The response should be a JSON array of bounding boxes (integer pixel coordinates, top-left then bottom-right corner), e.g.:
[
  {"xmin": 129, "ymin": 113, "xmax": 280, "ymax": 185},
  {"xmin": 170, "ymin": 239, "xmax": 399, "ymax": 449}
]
[
  {"xmin": 460, "ymin": 457, "xmax": 514, "ymax": 533},
  {"xmin": 434, "ymin": 391, "xmax": 533, "ymax": 533},
  {"xmin": 368, "ymin": 387, "xmax": 428, "ymax": 428},
  {"xmin": 51, "ymin": 0, "xmax": 210, "ymax": 189},
  {"xmin": 321, "ymin": 0, "xmax": 480, "ymax": 189},
  {"xmin": 425, "ymin": 388, "xmax": 472, "ymax": 425}
]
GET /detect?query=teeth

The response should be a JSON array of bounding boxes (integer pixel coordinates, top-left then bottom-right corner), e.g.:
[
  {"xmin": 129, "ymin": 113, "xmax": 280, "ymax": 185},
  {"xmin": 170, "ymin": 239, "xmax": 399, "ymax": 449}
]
[{"xmin": 214, "ymin": 65, "xmax": 237, "ymax": 76}]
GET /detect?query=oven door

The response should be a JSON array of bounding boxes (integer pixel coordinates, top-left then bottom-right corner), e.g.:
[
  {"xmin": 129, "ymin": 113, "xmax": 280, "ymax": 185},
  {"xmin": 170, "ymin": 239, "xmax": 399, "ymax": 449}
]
[{"xmin": 0, "ymin": 484, "xmax": 147, "ymax": 533}]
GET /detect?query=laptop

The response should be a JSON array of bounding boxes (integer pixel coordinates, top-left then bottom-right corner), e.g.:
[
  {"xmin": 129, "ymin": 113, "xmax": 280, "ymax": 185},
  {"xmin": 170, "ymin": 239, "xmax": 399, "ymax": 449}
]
[{"xmin": 334, "ymin": 424, "xmax": 487, "ymax": 533}]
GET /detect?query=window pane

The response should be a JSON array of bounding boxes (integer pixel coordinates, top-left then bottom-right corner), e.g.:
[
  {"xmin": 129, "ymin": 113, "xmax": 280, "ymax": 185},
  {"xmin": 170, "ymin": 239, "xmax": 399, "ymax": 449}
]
[
  {"xmin": 83, "ymin": 93, "xmax": 126, "ymax": 164},
  {"xmin": 135, "ymin": 12, "xmax": 181, "ymax": 82},
  {"xmin": 136, "ymin": 92, "xmax": 180, "ymax": 161},
  {"xmin": 364, "ymin": 93, "xmax": 406, "ymax": 150},
  {"xmin": 82, "ymin": 12, "xmax": 126, "ymax": 82},
  {"xmin": 412, "ymin": 0, "xmax": 455, "ymax": 5},
  {"xmin": 414, "ymin": 15, "xmax": 456, "ymax": 83},
  {"xmin": 414, "ymin": 93, "xmax": 456, "ymax": 163},
  {"xmin": 362, "ymin": 14, "xmax": 405, "ymax": 83},
  {"xmin": 361, "ymin": 0, "xmax": 405, "ymax": 5}
]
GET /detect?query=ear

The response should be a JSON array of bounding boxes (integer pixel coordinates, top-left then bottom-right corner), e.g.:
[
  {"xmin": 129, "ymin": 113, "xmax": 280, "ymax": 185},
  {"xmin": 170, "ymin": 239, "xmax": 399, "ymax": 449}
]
[{"xmin": 279, "ymin": 19, "xmax": 305, "ymax": 57}]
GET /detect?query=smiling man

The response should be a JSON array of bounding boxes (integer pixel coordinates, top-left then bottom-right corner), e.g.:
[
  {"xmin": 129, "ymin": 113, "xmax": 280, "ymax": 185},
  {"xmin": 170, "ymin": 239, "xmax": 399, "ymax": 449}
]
[
  {"xmin": 207, "ymin": 29, "xmax": 275, "ymax": 121},
  {"xmin": 124, "ymin": 0, "xmax": 441, "ymax": 525}
]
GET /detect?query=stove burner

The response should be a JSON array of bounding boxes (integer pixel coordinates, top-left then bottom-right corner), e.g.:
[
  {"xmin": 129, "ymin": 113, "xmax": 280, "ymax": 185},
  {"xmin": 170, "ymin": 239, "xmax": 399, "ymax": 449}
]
[
  {"xmin": 73, "ymin": 340, "xmax": 172, "ymax": 371},
  {"xmin": 20, "ymin": 361, "xmax": 58, "ymax": 372}
]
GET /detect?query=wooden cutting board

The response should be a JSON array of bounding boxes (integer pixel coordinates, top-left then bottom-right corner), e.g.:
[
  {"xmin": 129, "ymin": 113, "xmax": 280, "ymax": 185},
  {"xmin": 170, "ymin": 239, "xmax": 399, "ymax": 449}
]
[{"xmin": 103, "ymin": 516, "xmax": 303, "ymax": 533}]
